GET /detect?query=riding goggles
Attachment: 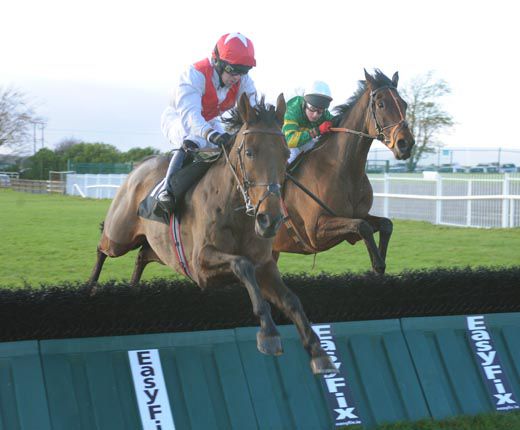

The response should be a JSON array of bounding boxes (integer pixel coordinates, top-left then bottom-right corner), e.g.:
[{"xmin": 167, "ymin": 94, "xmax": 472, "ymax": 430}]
[
  {"xmin": 305, "ymin": 103, "xmax": 325, "ymax": 115},
  {"xmin": 223, "ymin": 63, "xmax": 251, "ymax": 76}
]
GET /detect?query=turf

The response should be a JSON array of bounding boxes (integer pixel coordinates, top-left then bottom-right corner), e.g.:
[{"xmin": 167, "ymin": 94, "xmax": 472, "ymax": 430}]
[{"xmin": 1, "ymin": 189, "xmax": 519, "ymax": 287}]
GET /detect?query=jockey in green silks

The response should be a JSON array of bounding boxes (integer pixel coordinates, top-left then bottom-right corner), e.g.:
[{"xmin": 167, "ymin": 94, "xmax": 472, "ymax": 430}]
[{"xmin": 283, "ymin": 81, "xmax": 334, "ymax": 163}]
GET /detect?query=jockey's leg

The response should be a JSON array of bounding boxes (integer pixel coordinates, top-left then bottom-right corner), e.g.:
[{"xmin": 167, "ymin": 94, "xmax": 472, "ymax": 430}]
[{"xmin": 156, "ymin": 139, "xmax": 198, "ymax": 214}]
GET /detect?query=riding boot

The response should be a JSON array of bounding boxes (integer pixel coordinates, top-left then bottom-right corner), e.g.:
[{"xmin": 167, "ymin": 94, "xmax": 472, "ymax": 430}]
[{"xmin": 155, "ymin": 140, "xmax": 198, "ymax": 215}]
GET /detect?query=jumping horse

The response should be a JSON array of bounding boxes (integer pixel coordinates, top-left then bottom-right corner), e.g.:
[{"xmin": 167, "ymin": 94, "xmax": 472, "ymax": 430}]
[
  {"xmin": 89, "ymin": 94, "xmax": 337, "ymax": 374},
  {"xmin": 272, "ymin": 69, "xmax": 415, "ymax": 273}
]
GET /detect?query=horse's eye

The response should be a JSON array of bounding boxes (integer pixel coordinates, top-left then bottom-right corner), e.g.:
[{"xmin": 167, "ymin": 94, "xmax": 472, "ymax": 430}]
[
  {"xmin": 245, "ymin": 149, "xmax": 254, "ymax": 158},
  {"xmin": 377, "ymin": 102, "xmax": 385, "ymax": 109}
]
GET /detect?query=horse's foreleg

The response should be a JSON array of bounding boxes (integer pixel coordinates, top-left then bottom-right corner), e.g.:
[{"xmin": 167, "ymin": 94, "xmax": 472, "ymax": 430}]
[
  {"xmin": 316, "ymin": 215, "xmax": 385, "ymax": 274},
  {"xmin": 88, "ymin": 248, "xmax": 107, "ymax": 295},
  {"xmin": 198, "ymin": 246, "xmax": 282, "ymax": 355},
  {"xmin": 131, "ymin": 244, "xmax": 162, "ymax": 286},
  {"xmin": 366, "ymin": 215, "xmax": 393, "ymax": 263},
  {"xmin": 256, "ymin": 259, "xmax": 337, "ymax": 374}
]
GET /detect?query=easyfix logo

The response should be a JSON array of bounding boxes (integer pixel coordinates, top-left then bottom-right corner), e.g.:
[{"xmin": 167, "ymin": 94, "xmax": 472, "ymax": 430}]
[
  {"xmin": 313, "ymin": 324, "xmax": 362, "ymax": 426},
  {"xmin": 128, "ymin": 349, "xmax": 176, "ymax": 430},
  {"xmin": 466, "ymin": 316, "xmax": 519, "ymax": 411}
]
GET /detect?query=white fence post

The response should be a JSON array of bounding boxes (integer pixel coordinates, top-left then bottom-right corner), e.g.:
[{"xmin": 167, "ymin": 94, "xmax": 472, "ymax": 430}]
[
  {"xmin": 435, "ymin": 175, "xmax": 443, "ymax": 224},
  {"xmin": 383, "ymin": 173, "xmax": 389, "ymax": 218},
  {"xmin": 502, "ymin": 174, "xmax": 510, "ymax": 228},
  {"xmin": 466, "ymin": 179, "xmax": 472, "ymax": 227}
]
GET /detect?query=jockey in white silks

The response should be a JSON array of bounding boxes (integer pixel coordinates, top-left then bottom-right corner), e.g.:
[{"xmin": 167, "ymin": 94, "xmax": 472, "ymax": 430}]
[{"xmin": 153, "ymin": 32, "xmax": 257, "ymax": 214}]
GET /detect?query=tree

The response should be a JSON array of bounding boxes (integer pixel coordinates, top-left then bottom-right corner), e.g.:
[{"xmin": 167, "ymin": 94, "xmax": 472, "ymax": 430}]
[
  {"xmin": 121, "ymin": 146, "xmax": 160, "ymax": 162},
  {"xmin": 55, "ymin": 142, "xmax": 121, "ymax": 163},
  {"xmin": 401, "ymin": 72, "xmax": 454, "ymax": 172},
  {"xmin": 23, "ymin": 148, "xmax": 61, "ymax": 179},
  {"xmin": 0, "ymin": 87, "xmax": 45, "ymax": 154}
]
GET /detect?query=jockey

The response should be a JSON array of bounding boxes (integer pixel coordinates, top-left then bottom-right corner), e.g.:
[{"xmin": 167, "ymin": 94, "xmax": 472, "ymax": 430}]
[
  {"xmin": 155, "ymin": 32, "xmax": 257, "ymax": 213},
  {"xmin": 283, "ymin": 81, "xmax": 334, "ymax": 163}
]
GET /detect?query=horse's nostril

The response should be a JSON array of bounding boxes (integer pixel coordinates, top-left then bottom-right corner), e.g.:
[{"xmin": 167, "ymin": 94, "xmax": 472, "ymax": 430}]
[
  {"xmin": 256, "ymin": 213, "xmax": 270, "ymax": 229},
  {"xmin": 397, "ymin": 140, "xmax": 410, "ymax": 152}
]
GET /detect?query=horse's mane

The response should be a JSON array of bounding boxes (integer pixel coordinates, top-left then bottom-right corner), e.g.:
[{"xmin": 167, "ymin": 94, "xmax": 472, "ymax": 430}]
[
  {"xmin": 223, "ymin": 96, "xmax": 279, "ymax": 133},
  {"xmin": 333, "ymin": 69, "xmax": 394, "ymax": 123}
]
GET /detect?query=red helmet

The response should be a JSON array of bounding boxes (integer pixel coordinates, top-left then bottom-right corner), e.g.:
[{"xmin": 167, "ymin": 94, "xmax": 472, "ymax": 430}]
[{"xmin": 212, "ymin": 33, "xmax": 256, "ymax": 74}]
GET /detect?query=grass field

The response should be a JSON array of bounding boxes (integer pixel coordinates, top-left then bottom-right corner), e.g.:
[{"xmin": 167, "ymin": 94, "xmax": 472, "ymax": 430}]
[
  {"xmin": 1, "ymin": 188, "xmax": 519, "ymax": 287},
  {"xmin": 2, "ymin": 189, "xmax": 520, "ymax": 429}
]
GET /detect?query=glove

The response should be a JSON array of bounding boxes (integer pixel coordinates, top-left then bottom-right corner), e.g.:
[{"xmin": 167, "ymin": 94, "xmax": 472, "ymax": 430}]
[
  {"xmin": 318, "ymin": 121, "xmax": 333, "ymax": 135},
  {"xmin": 207, "ymin": 130, "xmax": 232, "ymax": 147},
  {"xmin": 182, "ymin": 140, "xmax": 199, "ymax": 151}
]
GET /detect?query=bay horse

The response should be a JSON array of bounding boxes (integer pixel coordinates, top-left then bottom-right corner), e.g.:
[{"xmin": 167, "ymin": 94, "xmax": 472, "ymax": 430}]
[
  {"xmin": 272, "ymin": 70, "xmax": 415, "ymax": 273},
  {"xmin": 89, "ymin": 94, "xmax": 337, "ymax": 374}
]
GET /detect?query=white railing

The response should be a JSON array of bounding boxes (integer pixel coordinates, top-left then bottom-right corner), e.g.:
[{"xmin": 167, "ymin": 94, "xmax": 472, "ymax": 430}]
[
  {"xmin": 369, "ymin": 173, "xmax": 520, "ymax": 228},
  {"xmin": 66, "ymin": 173, "xmax": 127, "ymax": 199},
  {"xmin": 65, "ymin": 173, "xmax": 520, "ymax": 228}
]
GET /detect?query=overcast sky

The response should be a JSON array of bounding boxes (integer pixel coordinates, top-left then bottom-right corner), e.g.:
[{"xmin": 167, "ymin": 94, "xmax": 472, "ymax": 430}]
[{"xmin": 2, "ymin": 0, "xmax": 519, "ymax": 158}]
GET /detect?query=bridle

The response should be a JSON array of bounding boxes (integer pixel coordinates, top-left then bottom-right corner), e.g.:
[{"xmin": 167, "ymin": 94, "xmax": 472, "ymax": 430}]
[
  {"xmin": 222, "ymin": 127, "xmax": 285, "ymax": 217},
  {"xmin": 331, "ymin": 86, "xmax": 408, "ymax": 148},
  {"xmin": 369, "ymin": 86, "xmax": 408, "ymax": 148}
]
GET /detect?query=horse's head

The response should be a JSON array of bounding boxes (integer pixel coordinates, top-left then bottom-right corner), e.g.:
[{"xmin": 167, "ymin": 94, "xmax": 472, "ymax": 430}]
[
  {"xmin": 227, "ymin": 93, "xmax": 290, "ymax": 238},
  {"xmin": 364, "ymin": 70, "xmax": 415, "ymax": 160}
]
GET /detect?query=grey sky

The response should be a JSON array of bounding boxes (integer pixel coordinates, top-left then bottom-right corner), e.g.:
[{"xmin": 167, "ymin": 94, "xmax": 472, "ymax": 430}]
[{"xmin": 2, "ymin": 0, "xmax": 519, "ymax": 157}]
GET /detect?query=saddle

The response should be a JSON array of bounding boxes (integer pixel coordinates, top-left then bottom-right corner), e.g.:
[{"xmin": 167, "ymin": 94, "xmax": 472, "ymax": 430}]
[{"xmin": 138, "ymin": 150, "xmax": 222, "ymax": 225}]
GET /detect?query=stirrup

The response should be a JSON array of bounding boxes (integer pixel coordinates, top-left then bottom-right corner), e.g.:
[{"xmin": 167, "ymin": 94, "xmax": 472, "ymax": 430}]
[
  {"xmin": 154, "ymin": 191, "xmax": 174, "ymax": 216},
  {"xmin": 157, "ymin": 190, "xmax": 173, "ymax": 203}
]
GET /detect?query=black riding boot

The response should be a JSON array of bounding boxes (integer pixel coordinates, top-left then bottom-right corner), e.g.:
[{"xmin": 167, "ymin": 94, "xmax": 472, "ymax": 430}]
[{"xmin": 155, "ymin": 140, "xmax": 197, "ymax": 215}]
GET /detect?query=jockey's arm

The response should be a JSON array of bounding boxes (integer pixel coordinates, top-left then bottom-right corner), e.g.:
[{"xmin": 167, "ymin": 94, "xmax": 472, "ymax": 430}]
[
  {"xmin": 161, "ymin": 67, "xmax": 214, "ymax": 144},
  {"xmin": 283, "ymin": 120, "xmax": 316, "ymax": 149}
]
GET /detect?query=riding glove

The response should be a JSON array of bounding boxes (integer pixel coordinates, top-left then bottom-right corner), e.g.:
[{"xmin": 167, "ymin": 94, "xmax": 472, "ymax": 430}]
[
  {"xmin": 319, "ymin": 121, "xmax": 333, "ymax": 135},
  {"xmin": 207, "ymin": 130, "xmax": 232, "ymax": 147}
]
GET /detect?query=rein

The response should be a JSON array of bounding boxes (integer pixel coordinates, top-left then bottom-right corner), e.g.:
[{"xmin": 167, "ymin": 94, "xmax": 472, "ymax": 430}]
[
  {"xmin": 331, "ymin": 85, "xmax": 407, "ymax": 148},
  {"xmin": 222, "ymin": 128, "xmax": 284, "ymax": 217}
]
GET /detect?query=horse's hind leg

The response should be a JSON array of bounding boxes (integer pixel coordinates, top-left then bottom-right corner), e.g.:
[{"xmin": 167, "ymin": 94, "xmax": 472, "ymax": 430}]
[
  {"xmin": 131, "ymin": 244, "xmax": 162, "ymax": 286},
  {"xmin": 366, "ymin": 214, "xmax": 393, "ymax": 264},
  {"xmin": 316, "ymin": 215, "xmax": 386, "ymax": 274},
  {"xmin": 198, "ymin": 245, "xmax": 282, "ymax": 355},
  {"xmin": 255, "ymin": 259, "xmax": 337, "ymax": 374}
]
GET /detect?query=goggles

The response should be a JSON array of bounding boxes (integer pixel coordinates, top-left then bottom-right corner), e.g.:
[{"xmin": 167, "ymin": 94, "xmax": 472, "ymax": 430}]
[
  {"xmin": 305, "ymin": 103, "xmax": 325, "ymax": 115},
  {"xmin": 223, "ymin": 63, "xmax": 251, "ymax": 76}
]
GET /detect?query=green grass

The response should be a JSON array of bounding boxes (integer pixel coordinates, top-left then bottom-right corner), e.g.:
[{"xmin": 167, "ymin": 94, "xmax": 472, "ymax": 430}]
[
  {"xmin": 2, "ymin": 190, "xmax": 520, "ymax": 430},
  {"xmin": 1, "ymin": 188, "xmax": 519, "ymax": 287},
  {"xmin": 369, "ymin": 410, "xmax": 520, "ymax": 429}
]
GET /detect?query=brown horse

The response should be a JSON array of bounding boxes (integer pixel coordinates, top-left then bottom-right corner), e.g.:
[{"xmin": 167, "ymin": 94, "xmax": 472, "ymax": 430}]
[
  {"xmin": 89, "ymin": 94, "xmax": 337, "ymax": 374},
  {"xmin": 272, "ymin": 70, "xmax": 415, "ymax": 273}
]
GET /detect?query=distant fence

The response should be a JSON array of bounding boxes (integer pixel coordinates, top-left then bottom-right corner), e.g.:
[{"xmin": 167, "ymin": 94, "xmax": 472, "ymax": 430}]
[
  {"xmin": 370, "ymin": 172, "xmax": 520, "ymax": 228},
  {"xmin": 65, "ymin": 172, "xmax": 520, "ymax": 228},
  {"xmin": 66, "ymin": 173, "xmax": 127, "ymax": 199},
  {"xmin": 11, "ymin": 179, "xmax": 65, "ymax": 194},
  {"xmin": 67, "ymin": 161, "xmax": 134, "ymax": 174}
]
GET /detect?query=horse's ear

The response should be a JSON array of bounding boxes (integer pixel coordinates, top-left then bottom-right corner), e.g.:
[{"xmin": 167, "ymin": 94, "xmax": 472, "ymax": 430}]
[
  {"xmin": 238, "ymin": 92, "xmax": 256, "ymax": 124},
  {"xmin": 392, "ymin": 71, "xmax": 399, "ymax": 87},
  {"xmin": 364, "ymin": 68, "xmax": 375, "ymax": 89},
  {"xmin": 275, "ymin": 93, "xmax": 286, "ymax": 126}
]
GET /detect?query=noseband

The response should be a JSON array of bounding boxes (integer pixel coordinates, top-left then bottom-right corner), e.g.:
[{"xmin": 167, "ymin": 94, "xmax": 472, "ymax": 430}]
[
  {"xmin": 369, "ymin": 86, "xmax": 408, "ymax": 148},
  {"xmin": 223, "ymin": 128, "xmax": 285, "ymax": 217}
]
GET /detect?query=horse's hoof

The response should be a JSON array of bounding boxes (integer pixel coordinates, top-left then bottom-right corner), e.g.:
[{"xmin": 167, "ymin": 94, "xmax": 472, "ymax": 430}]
[
  {"xmin": 311, "ymin": 355, "xmax": 338, "ymax": 375},
  {"xmin": 373, "ymin": 264, "xmax": 386, "ymax": 275},
  {"xmin": 257, "ymin": 332, "xmax": 283, "ymax": 356}
]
